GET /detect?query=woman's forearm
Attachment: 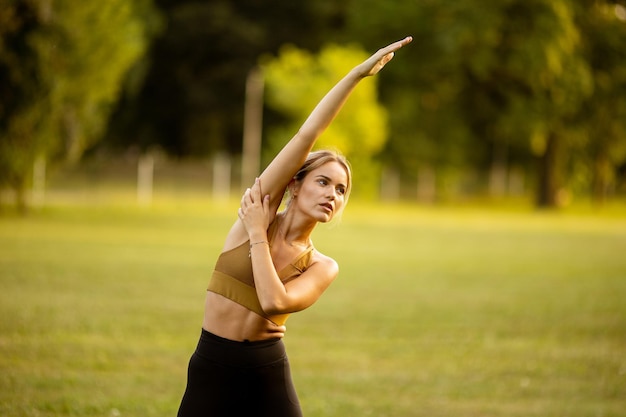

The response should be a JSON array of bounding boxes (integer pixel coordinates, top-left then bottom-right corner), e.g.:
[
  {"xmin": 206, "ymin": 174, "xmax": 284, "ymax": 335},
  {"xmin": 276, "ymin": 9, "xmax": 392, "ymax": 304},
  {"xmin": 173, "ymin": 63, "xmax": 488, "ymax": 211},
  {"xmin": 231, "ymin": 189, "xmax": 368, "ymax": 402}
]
[
  {"xmin": 295, "ymin": 68, "xmax": 364, "ymax": 145},
  {"xmin": 257, "ymin": 68, "xmax": 365, "ymax": 205},
  {"xmin": 296, "ymin": 36, "xmax": 412, "ymax": 144},
  {"xmin": 248, "ymin": 241, "xmax": 290, "ymax": 315}
]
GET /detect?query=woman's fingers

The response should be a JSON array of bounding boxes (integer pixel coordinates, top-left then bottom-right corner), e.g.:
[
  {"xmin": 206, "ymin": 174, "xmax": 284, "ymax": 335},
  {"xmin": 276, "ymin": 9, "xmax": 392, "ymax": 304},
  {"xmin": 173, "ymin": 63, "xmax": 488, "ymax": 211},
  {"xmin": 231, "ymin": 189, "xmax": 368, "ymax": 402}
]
[
  {"xmin": 241, "ymin": 188, "xmax": 250, "ymax": 206},
  {"xmin": 390, "ymin": 36, "xmax": 413, "ymax": 51},
  {"xmin": 263, "ymin": 193, "xmax": 270, "ymax": 210},
  {"xmin": 250, "ymin": 178, "xmax": 262, "ymax": 202},
  {"xmin": 373, "ymin": 38, "xmax": 411, "ymax": 65},
  {"xmin": 241, "ymin": 178, "xmax": 262, "ymax": 206},
  {"xmin": 360, "ymin": 36, "xmax": 412, "ymax": 77},
  {"xmin": 239, "ymin": 178, "xmax": 270, "ymax": 219},
  {"xmin": 268, "ymin": 325, "xmax": 287, "ymax": 338},
  {"xmin": 250, "ymin": 178, "xmax": 270, "ymax": 209},
  {"xmin": 383, "ymin": 36, "xmax": 413, "ymax": 54}
]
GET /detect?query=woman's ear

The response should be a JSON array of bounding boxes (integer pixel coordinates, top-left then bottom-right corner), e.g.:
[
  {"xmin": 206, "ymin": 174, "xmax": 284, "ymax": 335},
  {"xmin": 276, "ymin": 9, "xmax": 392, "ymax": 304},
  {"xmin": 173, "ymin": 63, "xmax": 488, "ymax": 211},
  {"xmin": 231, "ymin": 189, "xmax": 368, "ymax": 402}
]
[{"xmin": 288, "ymin": 178, "xmax": 298, "ymax": 197}]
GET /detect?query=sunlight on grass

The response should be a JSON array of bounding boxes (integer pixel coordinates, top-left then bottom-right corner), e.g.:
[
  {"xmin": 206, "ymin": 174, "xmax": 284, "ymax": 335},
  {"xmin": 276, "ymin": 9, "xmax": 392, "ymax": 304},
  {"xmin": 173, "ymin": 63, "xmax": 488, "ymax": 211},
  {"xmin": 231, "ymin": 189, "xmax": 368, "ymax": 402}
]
[{"xmin": 1, "ymin": 199, "xmax": 625, "ymax": 416}]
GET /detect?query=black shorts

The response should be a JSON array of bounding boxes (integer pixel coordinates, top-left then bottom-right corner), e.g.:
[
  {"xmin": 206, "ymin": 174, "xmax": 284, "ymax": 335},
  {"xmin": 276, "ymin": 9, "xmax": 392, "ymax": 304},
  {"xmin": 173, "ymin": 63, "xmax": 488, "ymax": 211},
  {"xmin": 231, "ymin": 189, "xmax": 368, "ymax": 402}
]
[{"xmin": 177, "ymin": 329, "xmax": 303, "ymax": 417}]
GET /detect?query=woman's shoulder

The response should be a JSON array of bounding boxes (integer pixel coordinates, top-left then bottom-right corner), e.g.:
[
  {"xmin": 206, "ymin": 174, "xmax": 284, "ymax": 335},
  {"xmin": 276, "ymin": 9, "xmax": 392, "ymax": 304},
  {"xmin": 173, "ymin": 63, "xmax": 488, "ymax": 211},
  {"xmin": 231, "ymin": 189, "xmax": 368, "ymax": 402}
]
[
  {"xmin": 221, "ymin": 215, "xmax": 280, "ymax": 253},
  {"xmin": 310, "ymin": 249, "xmax": 340, "ymax": 277}
]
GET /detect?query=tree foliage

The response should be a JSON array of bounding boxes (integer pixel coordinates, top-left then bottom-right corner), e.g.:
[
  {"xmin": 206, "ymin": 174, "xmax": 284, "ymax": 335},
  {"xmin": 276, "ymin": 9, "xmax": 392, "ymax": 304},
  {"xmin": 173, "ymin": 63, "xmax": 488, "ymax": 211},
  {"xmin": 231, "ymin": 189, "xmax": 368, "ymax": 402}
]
[
  {"xmin": 106, "ymin": 0, "xmax": 346, "ymax": 157},
  {"xmin": 574, "ymin": 1, "xmax": 626, "ymax": 202},
  {"xmin": 344, "ymin": 0, "xmax": 625, "ymax": 205},
  {"xmin": 0, "ymin": 0, "xmax": 158, "ymax": 209},
  {"xmin": 2, "ymin": 0, "xmax": 626, "ymax": 207}
]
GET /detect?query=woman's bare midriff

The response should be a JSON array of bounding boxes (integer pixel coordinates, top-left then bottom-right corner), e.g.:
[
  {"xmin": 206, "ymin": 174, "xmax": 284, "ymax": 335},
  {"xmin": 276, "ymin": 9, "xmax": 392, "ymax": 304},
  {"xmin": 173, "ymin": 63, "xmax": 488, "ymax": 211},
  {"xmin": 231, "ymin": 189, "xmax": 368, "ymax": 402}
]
[{"xmin": 202, "ymin": 291, "xmax": 284, "ymax": 342}]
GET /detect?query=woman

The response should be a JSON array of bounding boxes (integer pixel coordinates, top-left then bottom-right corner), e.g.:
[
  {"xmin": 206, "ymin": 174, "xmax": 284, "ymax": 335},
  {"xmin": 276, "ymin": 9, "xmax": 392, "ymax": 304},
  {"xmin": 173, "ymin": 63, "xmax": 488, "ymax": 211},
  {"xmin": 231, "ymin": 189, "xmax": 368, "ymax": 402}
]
[{"xmin": 177, "ymin": 36, "xmax": 412, "ymax": 417}]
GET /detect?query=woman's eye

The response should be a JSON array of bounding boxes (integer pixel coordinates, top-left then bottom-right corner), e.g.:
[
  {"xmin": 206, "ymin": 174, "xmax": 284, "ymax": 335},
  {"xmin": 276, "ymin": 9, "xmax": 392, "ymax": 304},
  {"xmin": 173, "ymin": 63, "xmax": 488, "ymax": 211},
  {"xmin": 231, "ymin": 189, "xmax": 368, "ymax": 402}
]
[{"xmin": 337, "ymin": 187, "xmax": 346, "ymax": 195}]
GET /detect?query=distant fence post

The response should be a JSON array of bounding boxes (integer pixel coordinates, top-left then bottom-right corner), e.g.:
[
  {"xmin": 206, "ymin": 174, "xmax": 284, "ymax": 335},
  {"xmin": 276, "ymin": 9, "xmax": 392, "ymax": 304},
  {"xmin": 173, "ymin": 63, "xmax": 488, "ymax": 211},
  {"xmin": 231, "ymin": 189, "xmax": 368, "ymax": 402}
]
[
  {"xmin": 417, "ymin": 165, "xmax": 436, "ymax": 203},
  {"xmin": 380, "ymin": 167, "xmax": 400, "ymax": 201},
  {"xmin": 489, "ymin": 141, "xmax": 508, "ymax": 197},
  {"xmin": 212, "ymin": 153, "xmax": 231, "ymax": 201},
  {"xmin": 32, "ymin": 155, "xmax": 46, "ymax": 207},
  {"xmin": 137, "ymin": 151, "xmax": 154, "ymax": 206},
  {"xmin": 241, "ymin": 66, "xmax": 264, "ymax": 190}
]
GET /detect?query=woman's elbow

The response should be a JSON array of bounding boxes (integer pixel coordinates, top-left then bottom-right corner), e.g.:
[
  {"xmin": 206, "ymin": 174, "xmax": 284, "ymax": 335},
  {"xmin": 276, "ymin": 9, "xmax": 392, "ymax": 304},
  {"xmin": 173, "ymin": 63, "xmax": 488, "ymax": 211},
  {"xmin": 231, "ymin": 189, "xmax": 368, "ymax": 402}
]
[{"xmin": 260, "ymin": 298, "xmax": 289, "ymax": 316}]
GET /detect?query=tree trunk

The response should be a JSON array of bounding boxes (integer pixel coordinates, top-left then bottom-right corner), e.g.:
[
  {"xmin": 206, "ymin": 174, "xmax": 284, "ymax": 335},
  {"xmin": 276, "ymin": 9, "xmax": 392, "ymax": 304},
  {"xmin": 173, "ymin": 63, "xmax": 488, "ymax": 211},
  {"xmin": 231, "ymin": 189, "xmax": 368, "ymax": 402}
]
[
  {"xmin": 32, "ymin": 155, "xmax": 46, "ymax": 207},
  {"xmin": 13, "ymin": 177, "xmax": 28, "ymax": 214},
  {"xmin": 417, "ymin": 165, "xmax": 436, "ymax": 203},
  {"xmin": 591, "ymin": 151, "xmax": 611, "ymax": 205},
  {"xmin": 137, "ymin": 152, "xmax": 154, "ymax": 206},
  {"xmin": 536, "ymin": 132, "xmax": 560, "ymax": 208},
  {"xmin": 241, "ymin": 67, "xmax": 264, "ymax": 191},
  {"xmin": 489, "ymin": 140, "xmax": 508, "ymax": 197},
  {"xmin": 380, "ymin": 167, "xmax": 400, "ymax": 201}
]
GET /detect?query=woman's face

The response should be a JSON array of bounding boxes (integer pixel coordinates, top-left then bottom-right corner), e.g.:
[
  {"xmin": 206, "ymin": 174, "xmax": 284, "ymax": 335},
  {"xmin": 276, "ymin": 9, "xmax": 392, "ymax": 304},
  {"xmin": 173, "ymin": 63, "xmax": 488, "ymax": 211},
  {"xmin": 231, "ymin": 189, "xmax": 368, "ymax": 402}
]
[{"xmin": 292, "ymin": 161, "xmax": 349, "ymax": 223}]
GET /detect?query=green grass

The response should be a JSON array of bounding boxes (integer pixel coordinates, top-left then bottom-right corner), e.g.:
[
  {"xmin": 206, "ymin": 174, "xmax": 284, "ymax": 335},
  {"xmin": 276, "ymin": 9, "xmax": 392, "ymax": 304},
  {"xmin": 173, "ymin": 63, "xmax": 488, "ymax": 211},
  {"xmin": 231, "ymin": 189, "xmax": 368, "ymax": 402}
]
[{"xmin": 1, "ymin": 198, "xmax": 625, "ymax": 416}]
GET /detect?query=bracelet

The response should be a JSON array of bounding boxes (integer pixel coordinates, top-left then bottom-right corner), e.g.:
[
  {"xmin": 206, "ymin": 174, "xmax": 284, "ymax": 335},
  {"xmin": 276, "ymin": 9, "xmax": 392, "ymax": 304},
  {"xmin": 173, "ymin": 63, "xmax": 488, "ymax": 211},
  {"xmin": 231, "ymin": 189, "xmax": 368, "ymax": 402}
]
[
  {"xmin": 248, "ymin": 240, "xmax": 269, "ymax": 257},
  {"xmin": 250, "ymin": 240, "xmax": 269, "ymax": 248}
]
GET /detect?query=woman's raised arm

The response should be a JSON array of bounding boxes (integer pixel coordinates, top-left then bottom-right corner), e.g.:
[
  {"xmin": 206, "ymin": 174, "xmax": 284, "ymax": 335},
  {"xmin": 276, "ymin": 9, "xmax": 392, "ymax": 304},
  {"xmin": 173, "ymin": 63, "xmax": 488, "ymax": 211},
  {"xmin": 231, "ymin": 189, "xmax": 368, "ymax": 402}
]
[
  {"xmin": 258, "ymin": 36, "xmax": 413, "ymax": 211},
  {"xmin": 222, "ymin": 37, "xmax": 411, "ymax": 251}
]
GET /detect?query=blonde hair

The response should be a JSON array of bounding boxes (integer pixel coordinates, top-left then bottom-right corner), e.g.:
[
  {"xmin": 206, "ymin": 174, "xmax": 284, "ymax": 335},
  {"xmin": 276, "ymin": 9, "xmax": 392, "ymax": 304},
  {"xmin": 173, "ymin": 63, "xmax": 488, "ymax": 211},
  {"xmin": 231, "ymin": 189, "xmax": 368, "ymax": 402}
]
[{"xmin": 287, "ymin": 149, "xmax": 352, "ymax": 205}]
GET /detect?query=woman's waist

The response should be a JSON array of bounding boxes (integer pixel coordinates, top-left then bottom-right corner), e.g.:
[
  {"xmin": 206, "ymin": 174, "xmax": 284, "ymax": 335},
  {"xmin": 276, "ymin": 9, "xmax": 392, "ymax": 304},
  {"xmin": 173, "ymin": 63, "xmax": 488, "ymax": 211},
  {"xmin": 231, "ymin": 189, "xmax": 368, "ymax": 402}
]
[
  {"xmin": 194, "ymin": 328, "xmax": 286, "ymax": 368},
  {"xmin": 203, "ymin": 292, "xmax": 288, "ymax": 342}
]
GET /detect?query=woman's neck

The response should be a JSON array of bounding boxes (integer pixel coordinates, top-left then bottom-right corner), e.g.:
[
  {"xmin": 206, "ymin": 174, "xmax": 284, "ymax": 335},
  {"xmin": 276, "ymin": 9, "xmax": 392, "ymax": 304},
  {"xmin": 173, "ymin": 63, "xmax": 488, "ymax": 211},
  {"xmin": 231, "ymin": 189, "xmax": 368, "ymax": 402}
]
[{"xmin": 275, "ymin": 211, "xmax": 315, "ymax": 247}]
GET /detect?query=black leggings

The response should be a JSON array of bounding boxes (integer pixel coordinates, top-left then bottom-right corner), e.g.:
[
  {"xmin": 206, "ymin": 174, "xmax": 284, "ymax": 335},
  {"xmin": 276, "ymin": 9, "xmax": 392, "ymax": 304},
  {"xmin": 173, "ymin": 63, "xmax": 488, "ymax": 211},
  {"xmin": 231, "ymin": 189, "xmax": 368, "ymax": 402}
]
[{"xmin": 177, "ymin": 329, "xmax": 303, "ymax": 417}]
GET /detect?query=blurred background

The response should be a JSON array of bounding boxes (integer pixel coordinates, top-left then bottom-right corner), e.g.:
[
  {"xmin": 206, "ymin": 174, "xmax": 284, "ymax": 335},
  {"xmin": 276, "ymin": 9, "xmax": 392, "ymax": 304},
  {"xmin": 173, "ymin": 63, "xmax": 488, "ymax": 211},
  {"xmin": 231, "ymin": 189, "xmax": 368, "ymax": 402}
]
[
  {"xmin": 1, "ymin": 0, "xmax": 626, "ymax": 210},
  {"xmin": 2, "ymin": 2, "xmax": 626, "ymax": 416}
]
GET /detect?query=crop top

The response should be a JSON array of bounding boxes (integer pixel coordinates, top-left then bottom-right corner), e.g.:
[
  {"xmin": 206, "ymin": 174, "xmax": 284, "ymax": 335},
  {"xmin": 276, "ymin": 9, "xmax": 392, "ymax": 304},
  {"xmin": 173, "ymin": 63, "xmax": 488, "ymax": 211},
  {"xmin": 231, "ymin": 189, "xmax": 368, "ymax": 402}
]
[{"xmin": 207, "ymin": 221, "xmax": 314, "ymax": 326}]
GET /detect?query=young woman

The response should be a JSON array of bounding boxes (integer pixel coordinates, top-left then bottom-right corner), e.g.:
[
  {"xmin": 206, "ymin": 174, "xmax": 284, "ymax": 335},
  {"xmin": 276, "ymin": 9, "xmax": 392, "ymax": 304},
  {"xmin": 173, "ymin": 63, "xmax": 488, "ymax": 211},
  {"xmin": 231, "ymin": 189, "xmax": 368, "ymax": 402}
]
[{"xmin": 177, "ymin": 36, "xmax": 412, "ymax": 417}]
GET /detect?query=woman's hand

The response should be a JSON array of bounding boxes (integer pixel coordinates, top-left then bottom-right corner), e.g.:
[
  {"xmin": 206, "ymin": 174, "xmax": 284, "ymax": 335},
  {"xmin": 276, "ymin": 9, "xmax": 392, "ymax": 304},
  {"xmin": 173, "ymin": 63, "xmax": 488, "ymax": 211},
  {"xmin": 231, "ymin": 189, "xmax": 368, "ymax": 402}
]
[
  {"xmin": 238, "ymin": 178, "xmax": 272, "ymax": 240},
  {"xmin": 356, "ymin": 36, "xmax": 413, "ymax": 78}
]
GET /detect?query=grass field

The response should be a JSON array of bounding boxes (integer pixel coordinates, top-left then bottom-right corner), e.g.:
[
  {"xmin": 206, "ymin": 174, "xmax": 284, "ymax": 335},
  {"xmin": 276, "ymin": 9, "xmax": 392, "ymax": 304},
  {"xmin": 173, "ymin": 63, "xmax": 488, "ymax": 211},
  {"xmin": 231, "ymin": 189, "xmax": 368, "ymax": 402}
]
[{"xmin": 1, "ymin": 196, "xmax": 625, "ymax": 417}]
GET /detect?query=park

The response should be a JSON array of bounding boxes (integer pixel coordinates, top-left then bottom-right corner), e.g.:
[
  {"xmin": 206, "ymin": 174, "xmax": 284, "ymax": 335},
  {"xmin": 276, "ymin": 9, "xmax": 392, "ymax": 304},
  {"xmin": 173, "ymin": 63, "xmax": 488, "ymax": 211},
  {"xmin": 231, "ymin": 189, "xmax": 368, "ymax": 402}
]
[{"xmin": 1, "ymin": 1, "xmax": 625, "ymax": 416}]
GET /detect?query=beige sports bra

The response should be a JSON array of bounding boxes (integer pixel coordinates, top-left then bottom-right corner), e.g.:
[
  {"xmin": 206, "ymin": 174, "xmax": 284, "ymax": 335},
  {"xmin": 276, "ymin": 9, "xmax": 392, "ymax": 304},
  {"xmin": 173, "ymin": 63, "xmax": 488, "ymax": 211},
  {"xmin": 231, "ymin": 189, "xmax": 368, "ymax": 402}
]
[{"xmin": 207, "ymin": 220, "xmax": 314, "ymax": 325}]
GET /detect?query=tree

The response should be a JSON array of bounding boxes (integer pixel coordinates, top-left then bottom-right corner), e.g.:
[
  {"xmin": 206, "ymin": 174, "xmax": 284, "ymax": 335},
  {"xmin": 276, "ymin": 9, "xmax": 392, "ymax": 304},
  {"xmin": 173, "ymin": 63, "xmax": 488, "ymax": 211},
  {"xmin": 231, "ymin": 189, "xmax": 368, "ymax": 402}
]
[
  {"xmin": 106, "ymin": 0, "xmax": 348, "ymax": 158},
  {"xmin": 88, "ymin": 0, "xmax": 626, "ymax": 205},
  {"xmin": 343, "ymin": 1, "xmax": 446, "ymax": 199},
  {"xmin": 574, "ymin": 0, "xmax": 626, "ymax": 203},
  {"xmin": 0, "ymin": 0, "xmax": 158, "ymax": 210},
  {"xmin": 456, "ymin": 0, "xmax": 591, "ymax": 207},
  {"xmin": 0, "ymin": 0, "xmax": 45, "ymax": 210},
  {"xmin": 344, "ymin": 0, "xmax": 597, "ymax": 206}
]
